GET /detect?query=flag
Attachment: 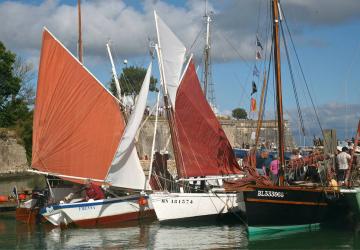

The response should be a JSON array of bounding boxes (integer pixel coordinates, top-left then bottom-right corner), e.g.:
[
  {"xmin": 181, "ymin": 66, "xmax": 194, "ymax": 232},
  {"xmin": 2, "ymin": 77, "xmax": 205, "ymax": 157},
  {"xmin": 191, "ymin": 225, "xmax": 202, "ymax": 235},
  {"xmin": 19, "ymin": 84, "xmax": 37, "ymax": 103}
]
[
  {"xmin": 12, "ymin": 186, "xmax": 17, "ymax": 197},
  {"xmin": 253, "ymin": 65, "xmax": 259, "ymax": 77},
  {"xmin": 256, "ymin": 36, "xmax": 263, "ymax": 50},
  {"xmin": 251, "ymin": 81, "xmax": 257, "ymax": 95},
  {"xmin": 256, "ymin": 51, "xmax": 262, "ymax": 60},
  {"xmin": 251, "ymin": 97, "xmax": 257, "ymax": 112}
]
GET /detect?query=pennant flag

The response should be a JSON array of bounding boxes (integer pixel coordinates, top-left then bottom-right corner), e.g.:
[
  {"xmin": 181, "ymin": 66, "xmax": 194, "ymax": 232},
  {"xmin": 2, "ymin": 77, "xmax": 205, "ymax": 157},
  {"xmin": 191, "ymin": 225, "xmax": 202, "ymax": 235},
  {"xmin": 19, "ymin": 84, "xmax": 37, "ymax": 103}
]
[
  {"xmin": 256, "ymin": 51, "xmax": 262, "ymax": 60},
  {"xmin": 256, "ymin": 36, "xmax": 263, "ymax": 50},
  {"xmin": 251, "ymin": 81, "xmax": 257, "ymax": 95},
  {"xmin": 253, "ymin": 65, "xmax": 260, "ymax": 77},
  {"xmin": 251, "ymin": 97, "xmax": 257, "ymax": 112}
]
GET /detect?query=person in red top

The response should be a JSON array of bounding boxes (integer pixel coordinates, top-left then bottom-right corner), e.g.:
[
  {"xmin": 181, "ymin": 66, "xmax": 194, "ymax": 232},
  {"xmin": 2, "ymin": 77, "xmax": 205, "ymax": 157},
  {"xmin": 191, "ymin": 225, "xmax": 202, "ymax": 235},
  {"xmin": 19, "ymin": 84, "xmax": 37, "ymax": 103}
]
[{"xmin": 84, "ymin": 179, "xmax": 105, "ymax": 201}]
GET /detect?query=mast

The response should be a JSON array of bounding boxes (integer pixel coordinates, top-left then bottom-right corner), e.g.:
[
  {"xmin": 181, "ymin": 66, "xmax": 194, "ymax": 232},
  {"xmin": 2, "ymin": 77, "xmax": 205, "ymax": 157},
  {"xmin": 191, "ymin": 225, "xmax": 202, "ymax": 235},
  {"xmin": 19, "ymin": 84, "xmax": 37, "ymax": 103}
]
[
  {"xmin": 202, "ymin": 0, "xmax": 216, "ymax": 110},
  {"xmin": 203, "ymin": 0, "xmax": 211, "ymax": 97},
  {"xmin": 272, "ymin": 0, "xmax": 285, "ymax": 185},
  {"xmin": 155, "ymin": 42, "xmax": 184, "ymax": 183},
  {"xmin": 77, "ymin": 0, "xmax": 83, "ymax": 63},
  {"xmin": 106, "ymin": 42, "xmax": 121, "ymax": 100}
]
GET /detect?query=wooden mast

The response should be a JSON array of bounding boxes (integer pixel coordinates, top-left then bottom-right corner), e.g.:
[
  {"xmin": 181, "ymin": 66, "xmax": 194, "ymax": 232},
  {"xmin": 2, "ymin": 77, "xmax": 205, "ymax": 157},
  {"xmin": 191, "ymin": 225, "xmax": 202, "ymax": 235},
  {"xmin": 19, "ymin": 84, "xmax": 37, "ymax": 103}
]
[
  {"xmin": 77, "ymin": 0, "xmax": 83, "ymax": 63},
  {"xmin": 255, "ymin": 70, "xmax": 267, "ymax": 147},
  {"xmin": 272, "ymin": 0, "xmax": 285, "ymax": 185}
]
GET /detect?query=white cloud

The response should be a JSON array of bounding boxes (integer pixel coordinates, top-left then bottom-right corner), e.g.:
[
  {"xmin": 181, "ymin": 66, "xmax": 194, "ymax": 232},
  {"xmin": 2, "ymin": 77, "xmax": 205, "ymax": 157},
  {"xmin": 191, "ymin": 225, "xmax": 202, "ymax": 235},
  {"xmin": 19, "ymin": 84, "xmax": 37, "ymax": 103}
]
[{"xmin": 1, "ymin": 0, "xmax": 360, "ymax": 67}]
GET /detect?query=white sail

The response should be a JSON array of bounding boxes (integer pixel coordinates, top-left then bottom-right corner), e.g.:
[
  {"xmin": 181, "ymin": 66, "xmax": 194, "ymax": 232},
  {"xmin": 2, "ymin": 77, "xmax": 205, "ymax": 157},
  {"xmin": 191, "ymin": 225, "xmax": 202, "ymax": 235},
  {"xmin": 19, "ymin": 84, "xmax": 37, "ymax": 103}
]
[
  {"xmin": 154, "ymin": 11, "xmax": 186, "ymax": 107},
  {"xmin": 106, "ymin": 63, "xmax": 152, "ymax": 190}
]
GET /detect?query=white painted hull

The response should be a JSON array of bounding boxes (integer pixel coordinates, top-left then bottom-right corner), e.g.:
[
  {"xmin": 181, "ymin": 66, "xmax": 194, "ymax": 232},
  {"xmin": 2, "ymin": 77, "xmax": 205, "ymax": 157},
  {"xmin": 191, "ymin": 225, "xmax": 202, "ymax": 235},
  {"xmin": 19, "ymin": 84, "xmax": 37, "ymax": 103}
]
[
  {"xmin": 150, "ymin": 192, "xmax": 245, "ymax": 223},
  {"xmin": 40, "ymin": 195, "xmax": 155, "ymax": 227}
]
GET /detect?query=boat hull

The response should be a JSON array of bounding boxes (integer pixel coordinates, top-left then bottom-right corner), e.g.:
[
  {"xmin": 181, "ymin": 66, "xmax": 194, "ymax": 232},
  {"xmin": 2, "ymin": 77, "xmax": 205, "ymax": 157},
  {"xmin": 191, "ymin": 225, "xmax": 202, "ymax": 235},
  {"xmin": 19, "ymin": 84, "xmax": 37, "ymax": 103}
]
[
  {"xmin": 243, "ymin": 186, "xmax": 334, "ymax": 228},
  {"xmin": 150, "ymin": 192, "xmax": 245, "ymax": 223},
  {"xmin": 40, "ymin": 195, "xmax": 155, "ymax": 227}
]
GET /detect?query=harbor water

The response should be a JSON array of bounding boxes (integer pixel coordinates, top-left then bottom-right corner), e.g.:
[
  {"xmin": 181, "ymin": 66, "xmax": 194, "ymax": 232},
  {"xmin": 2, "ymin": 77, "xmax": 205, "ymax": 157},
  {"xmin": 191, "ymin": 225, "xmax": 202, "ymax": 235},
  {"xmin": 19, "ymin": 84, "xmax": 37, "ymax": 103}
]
[{"xmin": 1, "ymin": 212, "xmax": 360, "ymax": 249}]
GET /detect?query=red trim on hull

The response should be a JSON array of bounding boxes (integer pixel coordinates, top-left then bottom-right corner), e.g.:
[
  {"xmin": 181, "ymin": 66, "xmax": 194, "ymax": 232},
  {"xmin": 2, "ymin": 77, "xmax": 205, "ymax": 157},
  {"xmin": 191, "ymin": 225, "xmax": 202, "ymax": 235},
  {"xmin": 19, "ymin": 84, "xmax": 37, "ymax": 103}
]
[
  {"xmin": 245, "ymin": 198, "xmax": 328, "ymax": 206},
  {"xmin": 16, "ymin": 208, "xmax": 44, "ymax": 224},
  {"xmin": 71, "ymin": 209, "xmax": 156, "ymax": 228}
]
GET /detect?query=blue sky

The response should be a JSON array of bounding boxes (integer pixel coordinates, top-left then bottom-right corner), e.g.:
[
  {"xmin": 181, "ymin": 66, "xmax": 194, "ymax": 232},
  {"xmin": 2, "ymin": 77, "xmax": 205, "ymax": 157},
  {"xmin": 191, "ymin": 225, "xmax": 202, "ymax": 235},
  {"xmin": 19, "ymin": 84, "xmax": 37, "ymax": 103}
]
[{"xmin": 1, "ymin": 0, "xmax": 359, "ymax": 143}]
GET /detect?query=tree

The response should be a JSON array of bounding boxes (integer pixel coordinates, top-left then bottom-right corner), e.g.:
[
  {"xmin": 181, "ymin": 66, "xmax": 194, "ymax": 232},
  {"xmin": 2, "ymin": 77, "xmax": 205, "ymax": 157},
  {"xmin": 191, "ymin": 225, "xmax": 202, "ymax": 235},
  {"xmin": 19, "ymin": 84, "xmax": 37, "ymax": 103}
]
[
  {"xmin": 0, "ymin": 41, "xmax": 34, "ymax": 163},
  {"xmin": 232, "ymin": 108, "xmax": 247, "ymax": 120},
  {"xmin": 0, "ymin": 41, "xmax": 22, "ymax": 127},
  {"xmin": 110, "ymin": 66, "xmax": 158, "ymax": 103}
]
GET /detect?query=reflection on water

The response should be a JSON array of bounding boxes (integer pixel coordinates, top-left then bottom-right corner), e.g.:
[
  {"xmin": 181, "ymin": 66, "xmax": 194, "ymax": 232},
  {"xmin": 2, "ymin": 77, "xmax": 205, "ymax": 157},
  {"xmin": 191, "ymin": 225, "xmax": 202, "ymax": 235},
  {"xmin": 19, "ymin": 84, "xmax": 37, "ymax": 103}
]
[{"xmin": 1, "ymin": 212, "xmax": 360, "ymax": 249}]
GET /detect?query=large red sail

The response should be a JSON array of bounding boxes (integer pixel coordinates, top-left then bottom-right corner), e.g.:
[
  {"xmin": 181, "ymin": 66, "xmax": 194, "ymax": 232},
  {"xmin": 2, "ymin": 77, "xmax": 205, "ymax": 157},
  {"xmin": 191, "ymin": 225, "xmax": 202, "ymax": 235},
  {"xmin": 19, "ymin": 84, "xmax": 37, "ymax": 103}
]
[
  {"xmin": 32, "ymin": 29, "xmax": 125, "ymax": 182},
  {"xmin": 173, "ymin": 60, "xmax": 241, "ymax": 178}
]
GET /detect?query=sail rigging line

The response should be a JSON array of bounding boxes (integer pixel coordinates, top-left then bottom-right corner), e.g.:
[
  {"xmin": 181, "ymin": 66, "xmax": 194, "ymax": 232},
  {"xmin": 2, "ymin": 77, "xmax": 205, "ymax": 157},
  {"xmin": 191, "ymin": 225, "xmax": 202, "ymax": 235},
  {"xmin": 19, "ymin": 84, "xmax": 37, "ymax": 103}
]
[
  {"xmin": 255, "ymin": 36, "xmax": 273, "ymax": 146},
  {"xmin": 281, "ymin": 8, "xmax": 326, "ymax": 142},
  {"xmin": 77, "ymin": 0, "xmax": 83, "ymax": 63},
  {"xmin": 145, "ymin": 83, "xmax": 162, "ymax": 190},
  {"xmin": 279, "ymin": 20, "xmax": 306, "ymax": 137},
  {"xmin": 213, "ymin": 26, "xmax": 252, "ymax": 70},
  {"xmin": 153, "ymin": 40, "xmax": 184, "ymax": 186}
]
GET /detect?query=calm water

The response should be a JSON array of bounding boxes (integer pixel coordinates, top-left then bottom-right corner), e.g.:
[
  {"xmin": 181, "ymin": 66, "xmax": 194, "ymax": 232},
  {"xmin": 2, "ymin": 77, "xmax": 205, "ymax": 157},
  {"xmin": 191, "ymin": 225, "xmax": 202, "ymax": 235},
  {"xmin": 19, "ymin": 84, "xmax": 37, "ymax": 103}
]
[{"xmin": 1, "ymin": 212, "xmax": 360, "ymax": 249}]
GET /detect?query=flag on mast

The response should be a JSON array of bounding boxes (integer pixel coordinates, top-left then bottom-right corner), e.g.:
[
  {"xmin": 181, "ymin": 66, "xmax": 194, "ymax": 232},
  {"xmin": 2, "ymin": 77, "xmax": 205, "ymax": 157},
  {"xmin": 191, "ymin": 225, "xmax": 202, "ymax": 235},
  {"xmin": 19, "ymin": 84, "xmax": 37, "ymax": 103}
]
[
  {"xmin": 256, "ymin": 51, "xmax": 262, "ymax": 60},
  {"xmin": 251, "ymin": 97, "xmax": 257, "ymax": 112},
  {"xmin": 256, "ymin": 35, "xmax": 263, "ymax": 50},
  {"xmin": 253, "ymin": 65, "xmax": 260, "ymax": 77},
  {"xmin": 251, "ymin": 81, "xmax": 257, "ymax": 95}
]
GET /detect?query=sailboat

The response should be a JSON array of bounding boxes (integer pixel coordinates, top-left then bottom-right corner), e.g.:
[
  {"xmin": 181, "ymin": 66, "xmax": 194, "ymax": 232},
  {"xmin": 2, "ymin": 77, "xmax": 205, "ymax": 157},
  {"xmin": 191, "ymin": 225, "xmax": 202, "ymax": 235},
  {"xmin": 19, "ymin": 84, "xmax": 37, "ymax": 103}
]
[
  {"xmin": 28, "ymin": 28, "xmax": 155, "ymax": 227},
  {"xmin": 149, "ymin": 11, "xmax": 245, "ymax": 223},
  {"xmin": 225, "ymin": 0, "xmax": 340, "ymax": 234}
]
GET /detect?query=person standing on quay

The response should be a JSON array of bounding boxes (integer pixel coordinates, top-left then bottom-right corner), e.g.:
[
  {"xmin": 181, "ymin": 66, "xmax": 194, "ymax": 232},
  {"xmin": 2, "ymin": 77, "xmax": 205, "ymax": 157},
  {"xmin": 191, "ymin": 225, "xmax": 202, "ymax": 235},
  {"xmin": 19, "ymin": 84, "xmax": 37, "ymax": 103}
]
[{"xmin": 337, "ymin": 147, "xmax": 351, "ymax": 185}]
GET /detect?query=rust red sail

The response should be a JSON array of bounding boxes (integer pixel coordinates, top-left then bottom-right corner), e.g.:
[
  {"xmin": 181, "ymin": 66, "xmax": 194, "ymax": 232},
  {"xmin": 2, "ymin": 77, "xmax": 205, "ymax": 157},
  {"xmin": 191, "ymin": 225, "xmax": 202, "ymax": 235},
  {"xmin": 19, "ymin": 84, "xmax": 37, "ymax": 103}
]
[
  {"xmin": 32, "ymin": 29, "xmax": 125, "ymax": 182},
  {"xmin": 173, "ymin": 60, "xmax": 241, "ymax": 178}
]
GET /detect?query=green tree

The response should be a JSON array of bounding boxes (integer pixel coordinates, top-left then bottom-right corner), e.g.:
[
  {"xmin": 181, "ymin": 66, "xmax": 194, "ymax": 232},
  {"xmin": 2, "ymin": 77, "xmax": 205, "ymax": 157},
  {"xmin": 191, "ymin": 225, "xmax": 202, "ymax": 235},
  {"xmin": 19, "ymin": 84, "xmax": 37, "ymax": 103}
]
[
  {"xmin": 232, "ymin": 107, "xmax": 247, "ymax": 120},
  {"xmin": 110, "ymin": 66, "xmax": 158, "ymax": 103},
  {"xmin": 0, "ymin": 41, "xmax": 34, "ymax": 163},
  {"xmin": 0, "ymin": 41, "xmax": 22, "ymax": 126}
]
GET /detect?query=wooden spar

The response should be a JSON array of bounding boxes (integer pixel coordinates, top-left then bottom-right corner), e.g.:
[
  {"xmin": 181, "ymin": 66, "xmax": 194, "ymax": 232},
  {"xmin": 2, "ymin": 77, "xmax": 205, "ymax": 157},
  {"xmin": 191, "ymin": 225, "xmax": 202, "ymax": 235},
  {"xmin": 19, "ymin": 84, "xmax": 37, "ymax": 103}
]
[
  {"xmin": 346, "ymin": 119, "xmax": 360, "ymax": 187},
  {"xmin": 272, "ymin": 0, "xmax": 285, "ymax": 185},
  {"xmin": 154, "ymin": 41, "xmax": 184, "ymax": 183},
  {"xmin": 77, "ymin": 0, "xmax": 83, "ymax": 63},
  {"xmin": 255, "ymin": 70, "xmax": 267, "ymax": 147}
]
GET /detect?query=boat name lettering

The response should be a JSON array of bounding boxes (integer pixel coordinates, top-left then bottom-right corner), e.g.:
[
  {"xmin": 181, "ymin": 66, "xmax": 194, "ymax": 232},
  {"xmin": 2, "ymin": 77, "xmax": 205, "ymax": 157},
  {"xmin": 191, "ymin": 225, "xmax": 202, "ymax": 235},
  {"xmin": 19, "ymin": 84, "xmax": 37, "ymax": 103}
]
[
  {"xmin": 257, "ymin": 190, "xmax": 284, "ymax": 198},
  {"xmin": 79, "ymin": 205, "xmax": 96, "ymax": 211},
  {"xmin": 161, "ymin": 199, "xmax": 193, "ymax": 204}
]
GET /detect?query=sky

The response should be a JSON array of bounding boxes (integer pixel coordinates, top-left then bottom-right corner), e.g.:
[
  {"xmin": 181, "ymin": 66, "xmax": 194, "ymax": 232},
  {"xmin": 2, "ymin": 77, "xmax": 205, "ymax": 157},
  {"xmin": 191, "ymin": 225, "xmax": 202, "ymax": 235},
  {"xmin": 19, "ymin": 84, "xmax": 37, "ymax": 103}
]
[{"xmin": 0, "ymin": 0, "xmax": 359, "ymax": 144}]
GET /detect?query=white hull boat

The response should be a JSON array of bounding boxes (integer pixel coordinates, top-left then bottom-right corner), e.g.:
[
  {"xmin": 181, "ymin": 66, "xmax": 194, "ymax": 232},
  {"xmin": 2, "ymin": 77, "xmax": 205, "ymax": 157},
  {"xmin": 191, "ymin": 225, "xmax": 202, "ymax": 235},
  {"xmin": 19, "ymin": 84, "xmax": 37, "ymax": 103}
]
[
  {"xmin": 150, "ymin": 192, "xmax": 245, "ymax": 223},
  {"xmin": 40, "ymin": 195, "xmax": 154, "ymax": 227}
]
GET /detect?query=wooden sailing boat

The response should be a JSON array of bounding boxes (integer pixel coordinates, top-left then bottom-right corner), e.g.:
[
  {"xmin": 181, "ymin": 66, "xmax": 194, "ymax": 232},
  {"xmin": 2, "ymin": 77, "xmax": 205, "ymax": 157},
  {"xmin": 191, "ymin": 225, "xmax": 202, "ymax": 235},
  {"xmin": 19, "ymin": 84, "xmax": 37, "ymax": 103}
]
[
  {"xmin": 29, "ymin": 28, "xmax": 155, "ymax": 227},
  {"xmin": 149, "ymin": 11, "xmax": 245, "ymax": 223},
  {"xmin": 225, "ymin": 0, "xmax": 339, "ymax": 233}
]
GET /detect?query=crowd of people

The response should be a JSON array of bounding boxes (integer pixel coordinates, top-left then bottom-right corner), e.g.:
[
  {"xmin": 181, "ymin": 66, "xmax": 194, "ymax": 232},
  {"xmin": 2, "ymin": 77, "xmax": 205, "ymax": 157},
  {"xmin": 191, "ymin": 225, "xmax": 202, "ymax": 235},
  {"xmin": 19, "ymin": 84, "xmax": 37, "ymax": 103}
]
[{"xmin": 251, "ymin": 145, "xmax": 357, "ymax": 186}]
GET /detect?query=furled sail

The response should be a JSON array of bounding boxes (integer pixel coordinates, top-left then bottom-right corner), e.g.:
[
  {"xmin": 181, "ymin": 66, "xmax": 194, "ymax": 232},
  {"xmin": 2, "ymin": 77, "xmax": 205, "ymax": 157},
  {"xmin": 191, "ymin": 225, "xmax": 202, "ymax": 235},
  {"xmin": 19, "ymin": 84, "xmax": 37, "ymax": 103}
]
[
  {"xmin": 106, "ymin": 63, "xmax": 152, "ymax": 190},
  {"xmin": 174, "ymin": 59, "xmax": 241, "ymax": 178},
  {"xmin": 32, "ymin": 28, "xmax": 125, "ymax": 183},
  {"xmin": 154, "ymin": 11, "xmax": 186, "ymax": 107}
]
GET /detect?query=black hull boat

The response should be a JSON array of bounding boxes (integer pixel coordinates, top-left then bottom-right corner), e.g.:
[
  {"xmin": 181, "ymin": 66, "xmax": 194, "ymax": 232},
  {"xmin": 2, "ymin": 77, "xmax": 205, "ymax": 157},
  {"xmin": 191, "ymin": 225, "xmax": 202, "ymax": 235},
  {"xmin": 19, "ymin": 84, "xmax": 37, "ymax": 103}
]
[{"xmin": 243, "ymin": 185, "xmax": 338, "ymax": 234}]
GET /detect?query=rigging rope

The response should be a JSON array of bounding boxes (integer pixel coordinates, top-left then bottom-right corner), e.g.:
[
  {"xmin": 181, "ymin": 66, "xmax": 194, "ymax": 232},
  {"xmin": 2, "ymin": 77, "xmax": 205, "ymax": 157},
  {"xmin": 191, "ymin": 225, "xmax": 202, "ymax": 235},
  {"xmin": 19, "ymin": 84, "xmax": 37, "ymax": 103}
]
[
  {"xmin": 279, "ymin": 20, "xmax": 306, "ymax": 136},
  {"xmin": 281, "ymin": 8, "xmax": 326, "ymax": 141}
]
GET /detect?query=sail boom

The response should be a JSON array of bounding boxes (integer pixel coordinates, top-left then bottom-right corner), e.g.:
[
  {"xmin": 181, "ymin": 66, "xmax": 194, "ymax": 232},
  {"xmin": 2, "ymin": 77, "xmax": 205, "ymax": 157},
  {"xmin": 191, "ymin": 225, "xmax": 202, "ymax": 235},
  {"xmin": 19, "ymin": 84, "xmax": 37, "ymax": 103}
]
[{"xmin": 27, "ymin": 169, "xmax": 105, "ymax": 183}]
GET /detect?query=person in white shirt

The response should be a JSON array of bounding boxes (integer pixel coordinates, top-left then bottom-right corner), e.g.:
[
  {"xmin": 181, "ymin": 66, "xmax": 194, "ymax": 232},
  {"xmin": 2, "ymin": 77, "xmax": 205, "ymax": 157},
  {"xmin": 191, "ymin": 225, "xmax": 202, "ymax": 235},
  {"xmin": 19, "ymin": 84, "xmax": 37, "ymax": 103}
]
[{"xmin": 337, "ymin": 147, "xmax": 351, "ymax": 183}]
